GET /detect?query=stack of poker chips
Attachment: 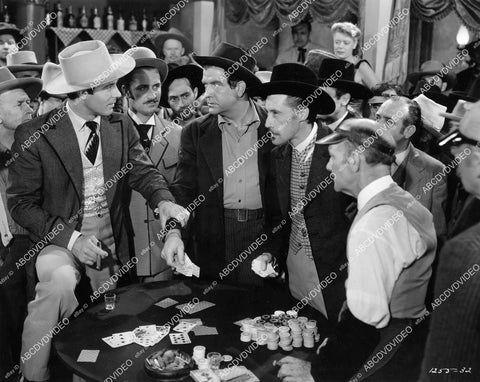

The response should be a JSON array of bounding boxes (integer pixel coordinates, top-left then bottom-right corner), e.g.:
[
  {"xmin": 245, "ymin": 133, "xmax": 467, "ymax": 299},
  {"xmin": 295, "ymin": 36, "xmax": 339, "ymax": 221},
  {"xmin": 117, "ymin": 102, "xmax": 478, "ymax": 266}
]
[{"xmin": 238, "ymin": 310, "xmax": 320, "ymax": 351}]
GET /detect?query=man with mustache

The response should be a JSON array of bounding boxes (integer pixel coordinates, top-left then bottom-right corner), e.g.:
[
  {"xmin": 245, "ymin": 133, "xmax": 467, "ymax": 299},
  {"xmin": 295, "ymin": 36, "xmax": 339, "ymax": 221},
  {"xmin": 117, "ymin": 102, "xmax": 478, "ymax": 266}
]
[{"xmin": 119, "ymin": 47, "xmax": 183, "ymax": 282}]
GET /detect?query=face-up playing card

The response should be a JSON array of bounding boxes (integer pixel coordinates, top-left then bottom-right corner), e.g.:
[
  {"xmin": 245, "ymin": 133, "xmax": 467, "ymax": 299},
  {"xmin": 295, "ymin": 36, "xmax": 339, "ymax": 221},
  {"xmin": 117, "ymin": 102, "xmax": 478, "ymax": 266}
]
[
  {"xmin": 155, "ymin": 297, "xmax": 178, "ymax": 308},
  {"xmin": 173, "ymin": 321, "xmax": 198, "ymax": 333},
  {"xmin": 156, "ymin": 325, "xmax": 170, "ymax": 337},
  {"xmin": 102, "ymin": 335, "xmax": 127, "ymax": 348},
  {"xmin": 179, "ymin": 318, "xmax": 203, "ymax": 326},
  {"xmin": 110, "ymin": 331, "xmax": 134, "ymax": 347},
  {"xmin": 169, "ymin": 332, "xmax": 191, "ymax": 345},
  {"xmin": 77, "ymin": 349, "xmax": 100, "ymax": 362},
  {"xmin": 192, "ymin": 325, "xmax": 218, "ymax": 336},
  {"xmin": 176, "ymin": 301, "xmax": 215, "ymax": 314}
]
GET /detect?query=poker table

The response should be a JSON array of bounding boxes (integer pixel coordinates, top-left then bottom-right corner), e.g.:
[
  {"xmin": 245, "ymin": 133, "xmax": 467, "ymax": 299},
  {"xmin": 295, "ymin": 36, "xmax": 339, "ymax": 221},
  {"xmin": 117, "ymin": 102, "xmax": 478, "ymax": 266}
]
[{"xmin": 54, "ymin": 279, "xmax": 327, "ymax": 381}]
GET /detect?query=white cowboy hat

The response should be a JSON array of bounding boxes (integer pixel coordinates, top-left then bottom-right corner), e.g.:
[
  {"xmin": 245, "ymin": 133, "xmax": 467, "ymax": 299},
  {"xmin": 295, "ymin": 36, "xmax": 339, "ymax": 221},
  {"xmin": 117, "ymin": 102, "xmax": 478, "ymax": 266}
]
[
  {"xmin": 6, "ymin": 51, "xmax": 43, "ymax": 75},
  {"xmin": 39, "ymin": 62, "xmax": 66, "ymax": 99},
  {"xmin": 47, "ymin": 40, "xmax": 135, "ymax": 95}
]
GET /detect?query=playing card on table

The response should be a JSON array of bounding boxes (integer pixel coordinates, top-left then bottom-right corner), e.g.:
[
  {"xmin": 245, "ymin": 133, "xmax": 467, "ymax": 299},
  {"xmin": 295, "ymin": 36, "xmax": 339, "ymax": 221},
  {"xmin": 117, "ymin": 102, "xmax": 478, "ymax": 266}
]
[
  {"xmin": 176, "ymin": 300, "xmax": 215, "ymax": 314},
  {"xmin": 192, "ymin": 325, "xmax": 218, "ymax": 336},
  {"xmin": 102, "ymin": 335, "xmax": 128, "ymax": 348},
  {"xmin": 133, "ymin": 325, "xmax": 161, "ymax": 347},
  {"xmin": 179, "ymin": 318, "xmax": 203, "ymax": 326},
  {"xmin": 156, "ymin": 325, "xmax": 171, "ymax": 338},
  {"xmin": 111, "ymin": 331, "xmax": 134, "ymax": 346},
  {"xmin": 173, "ymin": 253, "xmax": 200, "ymax": 278},
  {"xmin": 169, "ymin": 332, "xmax": 191, "ymax": 345},
  {"xmin": 155, "ymin": 297, "xmax": 178, "ymax": 308},
  {"xmin": 77, "ymin": 349, "xmax": 100, "ymax": 362},
  {"xmin": 173, "ymin": 321, "xmax": 198, "ymax": 333}
]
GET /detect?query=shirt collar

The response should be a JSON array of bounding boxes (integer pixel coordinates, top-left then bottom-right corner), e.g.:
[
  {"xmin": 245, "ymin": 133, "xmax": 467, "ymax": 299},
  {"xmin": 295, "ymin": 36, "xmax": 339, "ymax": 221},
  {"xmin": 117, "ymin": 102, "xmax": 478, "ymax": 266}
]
[
  {"xmin": 357, "ymin": 175, "xmax": 395, "ymax": 211},
  {"xmin": 127, "ymin": 109, "xmax": 156, "ymax": 127},
  {"xmin": 293, "ymin": 123, "xmax": 318, "ymax": 152},
  {"xmin": 328, "ymin": 111, "xmax": 349, "ymax": 131},
  {"xmin": 395, "ymin": 143, "xmax": 411, "ymax": 166},
  {"xmin": 218, "ymin": 100, "xmax": 260, "ymax": 130},
  {"xmin": 66, "ymin": 101, "xmax": 101, "ymax": 132}
]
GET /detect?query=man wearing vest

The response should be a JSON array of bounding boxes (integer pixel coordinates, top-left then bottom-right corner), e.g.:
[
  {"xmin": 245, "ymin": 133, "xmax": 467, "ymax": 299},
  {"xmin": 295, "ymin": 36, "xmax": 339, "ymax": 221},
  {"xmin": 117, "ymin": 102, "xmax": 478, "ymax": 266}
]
[
  {"xmin": 276, "ymin": 119, "xmax": 436, "ymax": 381},
  {"xmin": 119, "ymin": 47, "xmax": 182, "ymax": 282},
  {"xmin": 249, "ymin": 63, "xmax": 352, "ymax": 323},
  {"xmin": 7, "ymin": 41, "xmax": 189, "ymax": 382}
]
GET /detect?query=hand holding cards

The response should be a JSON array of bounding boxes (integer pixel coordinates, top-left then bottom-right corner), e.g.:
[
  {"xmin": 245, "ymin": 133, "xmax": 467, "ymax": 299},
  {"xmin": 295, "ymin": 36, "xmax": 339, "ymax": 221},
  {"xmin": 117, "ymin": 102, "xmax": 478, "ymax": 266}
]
[
  {"xmin": 251, "ymin": 255, "xmax": 278, "ymax": 278},
  {"xmin": 172, "ymin": 253, "xmax": 200, "ymax": 277}
]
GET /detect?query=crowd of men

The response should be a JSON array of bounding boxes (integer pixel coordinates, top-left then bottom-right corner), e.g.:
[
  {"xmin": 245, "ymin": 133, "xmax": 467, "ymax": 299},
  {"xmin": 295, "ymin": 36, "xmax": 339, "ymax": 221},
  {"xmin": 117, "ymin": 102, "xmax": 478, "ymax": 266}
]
[{"xmin": 0, "ymin": 17, "xmax": 478, "ymax": 382}]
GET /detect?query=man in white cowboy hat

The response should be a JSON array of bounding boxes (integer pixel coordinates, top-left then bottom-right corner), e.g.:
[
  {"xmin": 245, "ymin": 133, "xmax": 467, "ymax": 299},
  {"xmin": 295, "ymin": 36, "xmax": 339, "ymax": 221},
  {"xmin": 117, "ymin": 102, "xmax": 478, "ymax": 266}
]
[
  {"xmin": 7, "ymin": 40, "xmax": 189, "ymax": 382},
  {"xmin": 420, "ymin": 102, "xmax": 480, "ymax": 382},
  {"xmin": 0, "ymin": 22, "xmax": 20, "ymax": 67},
  {"xmin": 160, "ymin": 64, "xmax": 205, "ymax": 127},
  {"xmin": 376, "ymin": 96, "xmax": 448, "ymax": 238},
  {"xmin": 118, "ymin": 46, "xmax": 182, "ymax": 282},
  {"xmin": 249, "ymin": 63, "xmax": 352, "ymax": 323},
  {"xmin": 154, "ymin": 27, "xmax": 193, "ymax": 68},
  {"xmin": 171, "ymin": 42, "xmax": 278, "ymax": 287},
  {"xmin": 36, "ymin": 62, "xmax": 67, "ymax": 117},
  {"xmin": 0, "ymin": 66, "xmax": 41, "ymax": 382},
  {"xmin": 276, "ymin": 118, "xmax": 436, "ymax": 382}
]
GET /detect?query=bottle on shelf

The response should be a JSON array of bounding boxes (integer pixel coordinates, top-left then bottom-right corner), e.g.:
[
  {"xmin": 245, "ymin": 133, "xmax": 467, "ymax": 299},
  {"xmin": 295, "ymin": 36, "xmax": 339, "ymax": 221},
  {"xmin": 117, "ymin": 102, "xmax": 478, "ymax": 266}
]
[
  {"xmin": 79, "ymin": 6, "xmax": 88, "ymax": 28},
  {"xmin": 152, "ymin": 14, "xmax": 160, "ymax": 30},
  {"xmin": 3, "ymin": 5, "xmax": 10, "ymax": 23},
  {"xmin": 92, "ymin": 7, "xmax": 102, "ymax": 30},
  {"xmin": 117, "ymin": 12, "xmax": 125, "ymax": 31},
  {"xmin": 141, "ymin": 9, "xmax": 148, "ymax": 32},
  {"xmin": 56, "ymin": 2, "xmax": 64, "ymax": 28},
  {"xmin": 67, "ymin": 5, "xmax": 76, "ymax": 28},
  {"xmin": 106, "ymin": 6, "xmax": 114, "ymax": 30},
  {"xmin": 128, "ymin": 13, "xmax": 137, "ymax": 32}
]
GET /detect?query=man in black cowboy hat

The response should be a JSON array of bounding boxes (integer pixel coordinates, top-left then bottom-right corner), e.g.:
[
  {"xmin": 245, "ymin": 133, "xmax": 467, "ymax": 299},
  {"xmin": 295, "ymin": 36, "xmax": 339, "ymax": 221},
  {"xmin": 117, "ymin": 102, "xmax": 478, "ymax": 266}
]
[
  {"xmin": 316, "ymin": 58, "xmax": 372, "ymax": 131},
  {"xmin": 0, "ymin": 22, "xmax": 20, "ymax": 67},
  {"xmin": 160, "ymin": 64, "xmax": 205, "ymax": 127},
  {"xmin": 249, "ymin": 63, "xmax": 352, "ymax": 322},
  {"xmin": 171, "ymin": 42, "xmax": 278, "ymax": 287},
  {"xmin": 0, "ymin": 67, "xmax": 41, "ymax": 381}
]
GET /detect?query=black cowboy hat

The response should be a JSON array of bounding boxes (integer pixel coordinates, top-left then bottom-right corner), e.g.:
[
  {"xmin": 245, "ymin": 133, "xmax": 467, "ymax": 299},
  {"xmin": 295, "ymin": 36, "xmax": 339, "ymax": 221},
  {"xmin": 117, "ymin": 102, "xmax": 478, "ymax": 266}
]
[
  {"xmin": 317, "ymin": 58, "xmax": 373, "ymax": 99},
  {"xmin": 409, "ymin": 80, "xmax": 449, "ymax": 107},
  {"xmin": 192, "ymin": 42, "xmax": 262, "ymax": 89},
  {"xmin": 249, "ymin": 63, "xmax": 335, "ymax": 115},
  {"xmin": 0, "ymin": 22, "xmax": 21, "ymax": 41},
  {"xmin": 160, "ymin": 64, "xmax": 205, "ymax": 108}
]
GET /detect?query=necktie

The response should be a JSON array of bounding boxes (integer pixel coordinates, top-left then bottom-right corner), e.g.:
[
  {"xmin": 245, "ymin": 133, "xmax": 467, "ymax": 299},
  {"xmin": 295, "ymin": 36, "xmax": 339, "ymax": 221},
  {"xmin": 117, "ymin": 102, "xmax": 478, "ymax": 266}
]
[
  {"xmin": 297, "ymin": 48, "xmax": 307, "ymax": 63},
  {"xmin": 85, "ymin": 121, "xmax": 99, "ymax": 165},
  {"xmin": 137, "ymin": 124, "xmax": 152, "ymax": 150}
]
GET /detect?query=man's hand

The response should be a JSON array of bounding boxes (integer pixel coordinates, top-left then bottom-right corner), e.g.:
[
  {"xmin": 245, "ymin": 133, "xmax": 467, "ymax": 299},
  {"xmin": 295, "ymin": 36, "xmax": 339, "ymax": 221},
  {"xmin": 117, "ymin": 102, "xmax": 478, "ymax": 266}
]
[
  {"xmin": 276, "ymin": 356, "xmax": 314, "ymax": 382},
  {"xmin": 161, "ymin": 230, "xmax": 185, "ymax": 266},
  {"xmin": 71, "ymin": 235, "xmax": 108, "ymax": 266},
  {"xmin": 253, "ymin": 252, "xmax": 273, "ymax": 271},
  {"xmin": 157, "ymin": 201, "xmax": 190, "ymax": 228}
]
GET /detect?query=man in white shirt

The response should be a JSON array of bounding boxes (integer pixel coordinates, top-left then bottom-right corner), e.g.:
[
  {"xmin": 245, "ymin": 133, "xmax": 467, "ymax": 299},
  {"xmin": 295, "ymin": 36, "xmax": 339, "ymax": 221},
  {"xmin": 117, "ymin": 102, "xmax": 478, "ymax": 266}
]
[{"xmin": 276, "ymin": 118, "xmax": 436, "ymax": 382}]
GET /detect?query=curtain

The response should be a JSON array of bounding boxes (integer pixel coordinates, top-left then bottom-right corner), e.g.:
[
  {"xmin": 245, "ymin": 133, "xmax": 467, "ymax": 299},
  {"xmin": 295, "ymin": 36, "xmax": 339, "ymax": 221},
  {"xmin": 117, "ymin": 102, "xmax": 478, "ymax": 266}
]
[
  {"xmin": 225, "ymin": 0, "xmax": 359, "ymax": 29},
  {"xmin": 411, "ymin": 0, "xmax": 480, "ymax": 30}
]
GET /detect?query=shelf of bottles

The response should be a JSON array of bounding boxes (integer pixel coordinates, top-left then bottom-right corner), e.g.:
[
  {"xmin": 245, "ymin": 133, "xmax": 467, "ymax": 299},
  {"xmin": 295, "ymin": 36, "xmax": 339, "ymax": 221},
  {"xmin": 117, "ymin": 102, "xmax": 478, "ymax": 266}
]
[{"xmin": 46, "ymin": 3, "xmax": 164, "ymax": 47}]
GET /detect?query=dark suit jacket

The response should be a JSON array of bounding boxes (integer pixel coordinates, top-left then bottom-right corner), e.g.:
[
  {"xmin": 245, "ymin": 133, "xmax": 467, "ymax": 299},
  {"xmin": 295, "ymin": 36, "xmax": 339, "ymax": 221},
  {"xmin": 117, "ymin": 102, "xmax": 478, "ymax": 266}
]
[
  {"xmin": 170, "ymin": 104, "xmax": 280, "ymax": 279},
  {"xmin": 7, "ymin": 108, "xmax": 174, "ymax": 266},
  {"xmin": 393, "ymin": 144, "xmax": 447, "ymax": 237},
  {"xmin": 269, "ymin": 125, "xmax": 352, "ymax": 321}
]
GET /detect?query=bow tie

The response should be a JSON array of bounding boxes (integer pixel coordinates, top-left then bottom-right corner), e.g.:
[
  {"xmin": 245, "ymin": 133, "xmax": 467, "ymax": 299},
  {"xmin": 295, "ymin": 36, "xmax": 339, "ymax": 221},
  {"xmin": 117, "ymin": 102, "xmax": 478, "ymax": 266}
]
[{"xmin": 137, "ymin": 124, "xmax": 152, "ymax": 150}]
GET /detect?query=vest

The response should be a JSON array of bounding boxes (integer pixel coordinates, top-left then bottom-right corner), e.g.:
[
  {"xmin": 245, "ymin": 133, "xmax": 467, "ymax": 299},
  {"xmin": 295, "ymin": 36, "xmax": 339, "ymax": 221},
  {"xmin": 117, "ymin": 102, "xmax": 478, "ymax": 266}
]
[
  {"xmin": 352, "ymin": 183, "xmax": 437, "ymax": 319},
  {"xmin": 80, "ymin": 147, "xmax": 109, "ymax": 220}
]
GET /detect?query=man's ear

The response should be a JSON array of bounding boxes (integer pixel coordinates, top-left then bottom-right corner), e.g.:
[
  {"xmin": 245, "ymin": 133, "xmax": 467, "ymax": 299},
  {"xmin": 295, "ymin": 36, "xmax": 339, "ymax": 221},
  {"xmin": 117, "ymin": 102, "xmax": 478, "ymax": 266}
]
[
  {"xmin": 348, "ymin": 150, "xmax": 361, "ymax": 172},
  {"xmin": 193, "ymin": 87, "xmax": 198, "ymax": 99},
  {"xmin": 403, "ymin": 124, "xmax": 416, "ymax": 139},
  {"xmin": 296, "ymin": 106, "xmax": 309, "ymax": 122},
  {"xmin": 340, "ymin": 93, "xmax": 351, "ymax": 107},
  {"xmin": 235, "ymin": 80, "xmax": 247, "ymax": 98},
  {"xmin": 180, "ymin": 47, "xmax": 185, "ymax": 56},
  {"xmin": 440, "ymin": 81, "xmax": 447, "ymax": 92}
]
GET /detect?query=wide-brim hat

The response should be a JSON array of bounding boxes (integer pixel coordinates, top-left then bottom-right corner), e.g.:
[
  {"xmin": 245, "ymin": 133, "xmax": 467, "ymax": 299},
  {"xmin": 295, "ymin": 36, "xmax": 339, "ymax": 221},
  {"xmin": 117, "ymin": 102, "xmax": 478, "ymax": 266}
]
[
  {"xmin": 192, "ymin": 42, "xmax": 262, "ymax": 90},
  {"xmin": 0, "ymin": 22, "xmax": 21, "ymax": 41},
  {"xmin": 249, "ymin": 63, "xmax": 335, "ymax": 115},
  {"xmin": 407, "ymin": 60, "xmax": 456, "ymax": 90},
  {"xmin": 409, "ymin": 80, "xmax": 449, "ymax": 107},
  {"xmin": 160, "ymin": 64, "xmax": 204, "ymax": 108},
  {"xmin": 154, "ymin": 28, "xmax": 193, "ymax": 55},
  {"xmin": 439, "ymin": 100, "xmax": 480, "ymax": 148},
  {"xmin": 0, "ymin": 66, "xmax": 42, "ymax": 100},
  {"xmin": 124, "ymin": 46, "xmax": 168, "ymax": 82},
  {"xmin": 39, "ymin": 62, "xmax": 66, "ymax": 100},
  {"xmin": 6, "ymin": 51, "xmax": 43, "ymax": 76},
  {"xmin": 47, "ymin": 40, "xmax": 135, "ymax": 95},
  {"xmin": 317, "ymin": 58, "xmax": 373, "ymax": 99}
]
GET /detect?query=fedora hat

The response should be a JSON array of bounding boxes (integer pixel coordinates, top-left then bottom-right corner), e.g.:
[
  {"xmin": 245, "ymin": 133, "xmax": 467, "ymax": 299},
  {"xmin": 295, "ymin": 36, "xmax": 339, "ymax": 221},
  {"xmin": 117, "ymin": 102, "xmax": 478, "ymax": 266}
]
[
  {"xmin": 154, "ymin": 28, "xmax": 193, "ymax": 56},
  {"xmin": 6, "ymin": 51, "xmax": 43, "ymax": 76},
  {"xmin": 192, "ymin": 42, "xmax": 262, "ymax": 90},
  {"xmin": 0, "ymin": 66, "xmax": 42, "ymax": 100},
  {"xmin": 317, "ymin": 58, "xmax": 373, "ymax": 99},
  {"xmin": 124, "ymin": 46, "xmax": 168, "ymax": 82},
  {"xmin": 439, "ymin": 100, "xmax": 480, "ymax": 148},
  {"xmin": 160, "ymin": 64, "xmax": 204, "ymax": 108},
  {"xmin": 47, "ymin": 40, "xmax": 135, "ymax": 95},
  {"xmin": 0, "ymin": 22, "xmax": 21, "ymax": 41},
  {"xmin": 249, "ymin": 63, "xmax": 335, "ymax": 115},
  {"xmin": 38, "ymin": 62, "xmax": 66, "ymax": 100},
  {"xmin": 407, "ymin": 60, "xmax": 456, "ymax": 90}
]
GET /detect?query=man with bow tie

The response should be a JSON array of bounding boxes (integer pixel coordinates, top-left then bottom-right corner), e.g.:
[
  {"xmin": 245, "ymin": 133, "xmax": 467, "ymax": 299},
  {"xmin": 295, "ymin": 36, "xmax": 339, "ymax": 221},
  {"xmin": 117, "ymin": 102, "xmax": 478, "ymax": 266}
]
[{"xmin": 120, "ymin": 47, "xmax": 183, "ymax": 281}]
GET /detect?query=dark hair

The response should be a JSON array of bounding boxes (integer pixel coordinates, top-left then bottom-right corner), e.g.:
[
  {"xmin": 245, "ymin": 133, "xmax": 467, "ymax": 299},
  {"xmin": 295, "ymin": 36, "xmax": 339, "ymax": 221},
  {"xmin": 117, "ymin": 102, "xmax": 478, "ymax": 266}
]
[
  {"xmin": 371, "ymin": 83, "xmax": 403, "ymax": 96},
  {"xmin": 285, "ymin": 95, "xmax": 317, "ymax": 124},
  {"xmin": 118, "ymin": 67, "xmax": 160, "ymax": 94},
  {"xmin": 66, "ymin": 88, "xmax": 94, "ymax": 100},
  {"xmin": 292, "ymin": 20, "xmax": 312, "ymax": 33}
]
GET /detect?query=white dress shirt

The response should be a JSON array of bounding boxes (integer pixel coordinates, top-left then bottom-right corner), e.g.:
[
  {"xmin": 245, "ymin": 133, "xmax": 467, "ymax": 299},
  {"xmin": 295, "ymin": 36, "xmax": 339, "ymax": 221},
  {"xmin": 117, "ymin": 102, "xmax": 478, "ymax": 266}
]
[
  {"xmin": 292, "ymin": 123, "xmax": 318, "ymax": 162},
  {"xmin": 127, "ymin": 109, "xmax": 155, "ymax": 139},
  {"xmin": 347, "ymin": 175, "xmax": 426, "ymax": 328}
]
